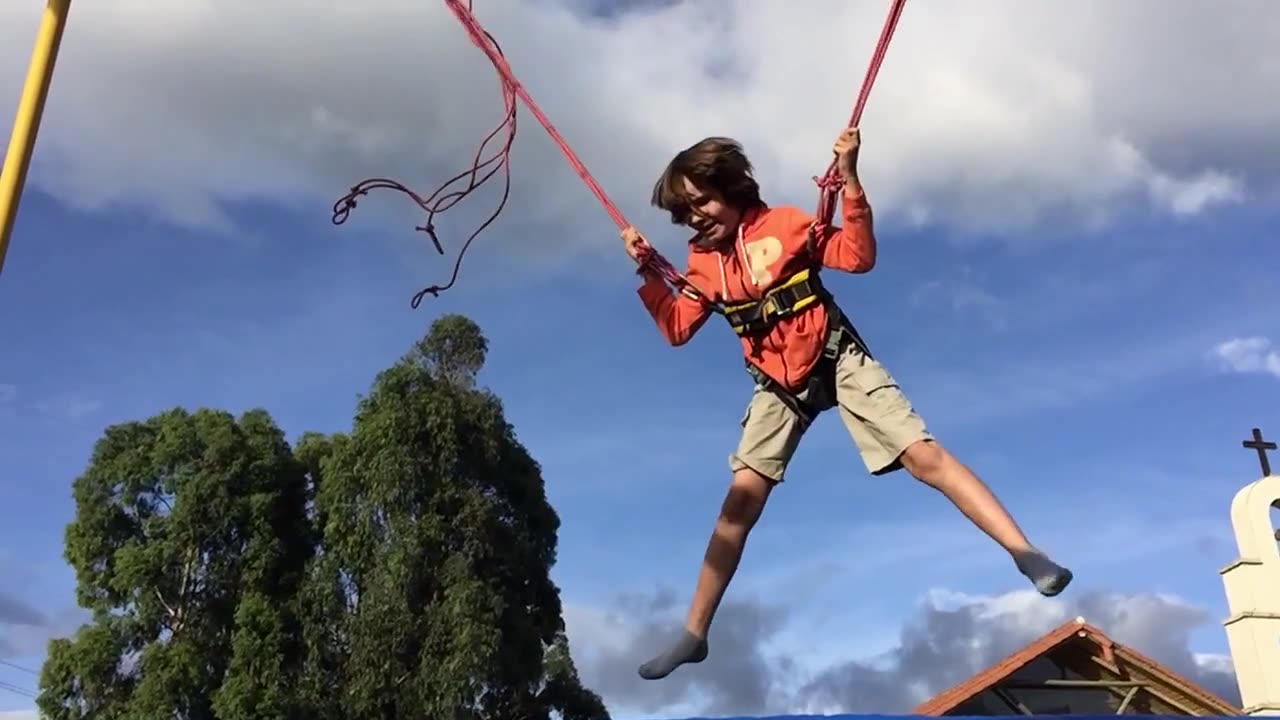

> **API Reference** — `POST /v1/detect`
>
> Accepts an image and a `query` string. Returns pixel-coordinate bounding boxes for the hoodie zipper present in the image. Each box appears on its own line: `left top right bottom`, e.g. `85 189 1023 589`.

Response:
722 211 776 360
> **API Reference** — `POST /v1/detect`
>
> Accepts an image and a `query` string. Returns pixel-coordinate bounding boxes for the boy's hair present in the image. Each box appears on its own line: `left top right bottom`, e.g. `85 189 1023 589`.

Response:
651 137 763 225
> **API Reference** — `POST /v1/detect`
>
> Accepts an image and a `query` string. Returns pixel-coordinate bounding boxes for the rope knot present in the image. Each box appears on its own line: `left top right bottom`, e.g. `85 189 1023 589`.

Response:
416 222 445 255
410 285 442 309
813 174 843 191
331 189 364 225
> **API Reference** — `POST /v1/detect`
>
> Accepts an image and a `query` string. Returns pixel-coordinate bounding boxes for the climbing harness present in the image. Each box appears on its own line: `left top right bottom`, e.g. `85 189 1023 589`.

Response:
743 308 867 428
727 239 876 427
331 0 908 309
712 209 825 332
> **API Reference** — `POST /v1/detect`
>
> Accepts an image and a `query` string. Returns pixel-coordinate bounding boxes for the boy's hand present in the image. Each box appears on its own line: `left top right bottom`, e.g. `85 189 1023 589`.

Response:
833 127 861 181
621 226 648 261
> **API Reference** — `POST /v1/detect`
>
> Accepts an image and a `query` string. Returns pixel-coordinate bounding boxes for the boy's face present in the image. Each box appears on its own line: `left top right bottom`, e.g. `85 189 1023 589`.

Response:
680 176 742 246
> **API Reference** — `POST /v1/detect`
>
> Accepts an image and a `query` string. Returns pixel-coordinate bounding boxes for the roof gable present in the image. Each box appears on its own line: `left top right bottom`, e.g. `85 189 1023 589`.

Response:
913 618 1240 716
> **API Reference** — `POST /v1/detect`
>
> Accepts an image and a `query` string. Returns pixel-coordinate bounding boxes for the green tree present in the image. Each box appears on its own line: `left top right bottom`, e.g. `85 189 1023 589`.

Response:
539 631 608 720
37 408 312 720
302 314 609 720
413 312 489 388
291 432 352 720
37 316 607 719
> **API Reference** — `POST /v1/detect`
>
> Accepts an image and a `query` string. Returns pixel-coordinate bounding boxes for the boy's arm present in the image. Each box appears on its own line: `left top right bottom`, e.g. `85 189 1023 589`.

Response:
814 181 877 273
636 270 713 346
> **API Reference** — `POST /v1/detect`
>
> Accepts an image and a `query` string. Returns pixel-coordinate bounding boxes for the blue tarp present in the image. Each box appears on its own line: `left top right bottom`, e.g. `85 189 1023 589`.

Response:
662 716 1243 720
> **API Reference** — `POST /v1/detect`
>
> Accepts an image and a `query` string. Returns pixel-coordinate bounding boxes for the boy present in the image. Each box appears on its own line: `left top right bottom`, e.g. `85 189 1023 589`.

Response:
620 129 1072 681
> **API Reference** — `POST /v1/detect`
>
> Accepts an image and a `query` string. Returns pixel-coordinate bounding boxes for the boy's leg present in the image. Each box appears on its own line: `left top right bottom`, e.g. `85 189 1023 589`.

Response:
831 343 1073 596
683 466 774 639
638 385 807 680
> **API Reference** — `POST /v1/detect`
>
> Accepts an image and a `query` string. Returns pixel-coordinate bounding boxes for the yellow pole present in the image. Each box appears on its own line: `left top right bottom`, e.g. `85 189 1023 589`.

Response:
0 0 72 278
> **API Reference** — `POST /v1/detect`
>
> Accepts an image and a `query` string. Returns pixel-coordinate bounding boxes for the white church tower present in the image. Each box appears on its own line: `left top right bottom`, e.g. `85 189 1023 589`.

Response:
1220 428 1280 716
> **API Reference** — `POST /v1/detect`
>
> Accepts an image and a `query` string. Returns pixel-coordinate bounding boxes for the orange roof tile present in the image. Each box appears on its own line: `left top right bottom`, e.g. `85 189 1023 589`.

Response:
913 617 1240 716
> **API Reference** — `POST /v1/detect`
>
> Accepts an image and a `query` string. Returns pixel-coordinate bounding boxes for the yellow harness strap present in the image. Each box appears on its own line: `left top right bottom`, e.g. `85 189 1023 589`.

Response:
721 267 823 337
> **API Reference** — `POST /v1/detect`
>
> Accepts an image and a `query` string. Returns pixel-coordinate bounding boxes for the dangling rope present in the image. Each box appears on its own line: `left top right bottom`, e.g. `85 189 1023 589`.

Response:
333 0 907 307
433 0 691 294
332 0 518 308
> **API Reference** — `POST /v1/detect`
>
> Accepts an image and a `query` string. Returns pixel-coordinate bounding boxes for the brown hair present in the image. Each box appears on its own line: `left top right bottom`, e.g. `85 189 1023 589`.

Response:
650 136 763 225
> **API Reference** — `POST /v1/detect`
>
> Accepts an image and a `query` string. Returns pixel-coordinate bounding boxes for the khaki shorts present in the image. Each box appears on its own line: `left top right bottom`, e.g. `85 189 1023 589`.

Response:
728 341 932 482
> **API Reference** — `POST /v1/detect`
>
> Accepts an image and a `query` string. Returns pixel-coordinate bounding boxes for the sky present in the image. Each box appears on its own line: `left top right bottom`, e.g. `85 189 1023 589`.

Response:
1 0 1279 718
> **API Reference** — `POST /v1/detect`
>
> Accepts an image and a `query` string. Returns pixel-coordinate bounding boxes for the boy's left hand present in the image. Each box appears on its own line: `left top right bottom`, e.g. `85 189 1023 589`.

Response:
833 127 861 179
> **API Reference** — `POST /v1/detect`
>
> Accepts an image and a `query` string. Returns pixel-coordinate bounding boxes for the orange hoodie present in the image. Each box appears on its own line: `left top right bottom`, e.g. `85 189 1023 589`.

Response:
637 187 876 391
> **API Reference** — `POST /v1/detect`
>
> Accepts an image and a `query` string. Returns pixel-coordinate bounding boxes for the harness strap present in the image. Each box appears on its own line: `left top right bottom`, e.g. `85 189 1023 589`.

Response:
743 298 871 427
722 267 823 337
680 285 714 307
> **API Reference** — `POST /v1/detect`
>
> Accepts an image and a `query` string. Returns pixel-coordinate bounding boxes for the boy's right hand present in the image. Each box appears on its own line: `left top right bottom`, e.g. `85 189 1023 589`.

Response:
621 226 647 261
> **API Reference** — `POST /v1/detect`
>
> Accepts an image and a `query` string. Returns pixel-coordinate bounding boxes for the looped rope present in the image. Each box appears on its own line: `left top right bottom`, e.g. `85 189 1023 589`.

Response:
436 0 700 297
332 0 517 305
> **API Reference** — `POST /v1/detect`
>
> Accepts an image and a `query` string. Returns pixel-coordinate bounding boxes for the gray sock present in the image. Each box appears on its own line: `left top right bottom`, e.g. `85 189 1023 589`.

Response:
1015 548 1073 596
637 629 708 680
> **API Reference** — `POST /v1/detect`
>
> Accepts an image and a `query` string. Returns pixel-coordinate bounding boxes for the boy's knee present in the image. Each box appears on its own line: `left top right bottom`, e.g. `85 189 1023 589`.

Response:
900 439 947 484
719 468 772 525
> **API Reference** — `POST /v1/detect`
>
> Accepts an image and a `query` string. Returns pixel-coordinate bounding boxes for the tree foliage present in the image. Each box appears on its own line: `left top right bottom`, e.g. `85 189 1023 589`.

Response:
38 408 312 720
38 315 608 720
413 313 489 388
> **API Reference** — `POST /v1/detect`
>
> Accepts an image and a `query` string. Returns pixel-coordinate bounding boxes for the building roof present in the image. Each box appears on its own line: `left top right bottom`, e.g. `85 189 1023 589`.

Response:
661 617 1242 719
913 617 1241 716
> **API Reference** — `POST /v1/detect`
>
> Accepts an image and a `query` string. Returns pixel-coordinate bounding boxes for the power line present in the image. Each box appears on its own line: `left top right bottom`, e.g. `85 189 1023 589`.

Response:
0 657 38 700
0 680 34 699
0 658 37 676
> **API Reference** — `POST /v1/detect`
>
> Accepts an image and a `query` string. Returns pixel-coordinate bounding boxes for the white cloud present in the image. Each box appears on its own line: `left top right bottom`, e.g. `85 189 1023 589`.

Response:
0 712 37 720
1194 652 1235 676
1213 336 1280 378
562 585 1241 718
2 0 1275 253
1148 169 1245 217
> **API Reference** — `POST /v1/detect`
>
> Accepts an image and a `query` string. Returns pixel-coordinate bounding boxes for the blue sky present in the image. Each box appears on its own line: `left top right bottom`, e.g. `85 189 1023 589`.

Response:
2 170 1276 718
2 1 1279 718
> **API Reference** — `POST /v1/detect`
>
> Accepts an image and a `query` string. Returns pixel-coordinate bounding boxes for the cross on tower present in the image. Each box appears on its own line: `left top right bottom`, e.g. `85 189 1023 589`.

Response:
1242 427 1276 477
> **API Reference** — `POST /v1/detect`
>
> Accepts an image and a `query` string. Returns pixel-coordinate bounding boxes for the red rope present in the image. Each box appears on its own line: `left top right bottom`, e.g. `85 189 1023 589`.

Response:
444 0 623 228
333 0 906 307
815 0 908 228
437 0 691 292
332 0 685 304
